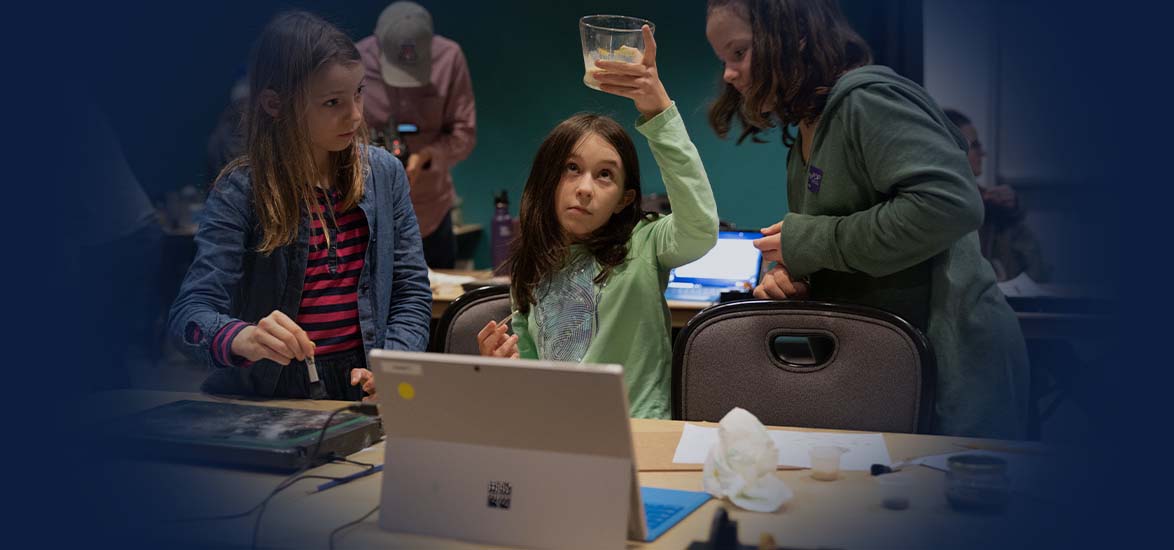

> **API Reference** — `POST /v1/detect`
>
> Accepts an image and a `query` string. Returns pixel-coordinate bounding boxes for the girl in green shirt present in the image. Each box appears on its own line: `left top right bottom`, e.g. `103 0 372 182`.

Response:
476 27 719 418
704 0 1029 438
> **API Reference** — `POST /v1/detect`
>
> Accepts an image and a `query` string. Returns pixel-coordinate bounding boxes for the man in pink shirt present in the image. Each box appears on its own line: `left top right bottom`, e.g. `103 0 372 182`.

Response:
358 1 477 268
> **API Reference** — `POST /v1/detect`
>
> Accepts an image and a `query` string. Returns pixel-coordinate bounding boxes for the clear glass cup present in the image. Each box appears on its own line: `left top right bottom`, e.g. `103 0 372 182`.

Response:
579 15 655 91
809 446 846 481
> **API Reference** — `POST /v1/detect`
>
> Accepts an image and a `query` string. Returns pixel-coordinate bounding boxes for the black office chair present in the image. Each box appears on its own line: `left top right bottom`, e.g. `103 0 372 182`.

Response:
430 285 512 355
672 300 935 434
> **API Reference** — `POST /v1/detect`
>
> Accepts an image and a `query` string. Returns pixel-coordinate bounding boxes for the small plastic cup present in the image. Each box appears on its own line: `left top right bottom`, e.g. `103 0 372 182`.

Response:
579 15 655 91
876 473 913 510
809 446 845 481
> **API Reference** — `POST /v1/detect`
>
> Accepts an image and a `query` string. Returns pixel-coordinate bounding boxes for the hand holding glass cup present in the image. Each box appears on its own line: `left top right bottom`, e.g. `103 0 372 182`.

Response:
579 15 654 89
579 15 671 119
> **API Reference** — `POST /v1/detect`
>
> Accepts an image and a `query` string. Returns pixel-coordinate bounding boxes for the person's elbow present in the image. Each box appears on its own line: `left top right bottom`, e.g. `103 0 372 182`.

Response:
957 193 985 235
166 297 212 364
166 297 192 350
385 305 432 351
679 217 719 262
930 185 984 242
701 227 718 254
693 209 720 249
395 274 434 322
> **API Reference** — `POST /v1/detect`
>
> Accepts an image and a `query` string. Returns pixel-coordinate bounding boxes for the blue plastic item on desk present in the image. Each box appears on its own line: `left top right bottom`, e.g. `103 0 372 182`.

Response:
641 486 712 541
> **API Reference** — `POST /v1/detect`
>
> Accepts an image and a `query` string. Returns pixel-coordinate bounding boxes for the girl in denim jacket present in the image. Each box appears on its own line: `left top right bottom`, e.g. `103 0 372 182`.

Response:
169 11 432 400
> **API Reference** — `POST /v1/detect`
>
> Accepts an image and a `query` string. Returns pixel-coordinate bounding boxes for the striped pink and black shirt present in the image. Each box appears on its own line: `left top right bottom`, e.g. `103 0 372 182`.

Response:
297 188 369 355
213 188 368 366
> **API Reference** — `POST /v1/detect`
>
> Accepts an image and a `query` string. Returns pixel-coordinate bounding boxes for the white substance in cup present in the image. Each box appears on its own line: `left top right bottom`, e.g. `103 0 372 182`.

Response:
809 446 846 481
582 47 644 90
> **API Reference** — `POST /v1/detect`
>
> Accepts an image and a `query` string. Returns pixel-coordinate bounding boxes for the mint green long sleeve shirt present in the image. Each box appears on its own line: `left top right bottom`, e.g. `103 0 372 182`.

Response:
512 103 719 419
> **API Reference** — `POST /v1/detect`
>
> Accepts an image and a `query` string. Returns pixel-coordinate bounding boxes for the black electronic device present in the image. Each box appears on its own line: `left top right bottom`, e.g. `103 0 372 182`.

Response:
94 400 382 471
380 119 419 165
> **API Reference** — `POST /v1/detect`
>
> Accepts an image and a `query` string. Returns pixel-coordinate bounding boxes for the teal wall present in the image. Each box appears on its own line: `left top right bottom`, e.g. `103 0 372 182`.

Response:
98 0 915 270
434 1 791 268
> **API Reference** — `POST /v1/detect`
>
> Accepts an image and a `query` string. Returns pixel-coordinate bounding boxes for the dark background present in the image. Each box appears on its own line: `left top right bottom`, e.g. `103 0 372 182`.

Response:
8 0 1164 548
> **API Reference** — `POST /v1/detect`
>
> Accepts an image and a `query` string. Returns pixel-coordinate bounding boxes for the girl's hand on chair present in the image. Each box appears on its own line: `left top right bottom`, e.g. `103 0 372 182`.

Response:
350 368 378 402
231 310 315 365
476 320 520 359
753 265 810 299
594 25 672 120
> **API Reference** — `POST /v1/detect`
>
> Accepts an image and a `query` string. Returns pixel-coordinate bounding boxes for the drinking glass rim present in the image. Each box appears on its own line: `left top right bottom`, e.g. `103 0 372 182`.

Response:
579 14 655 33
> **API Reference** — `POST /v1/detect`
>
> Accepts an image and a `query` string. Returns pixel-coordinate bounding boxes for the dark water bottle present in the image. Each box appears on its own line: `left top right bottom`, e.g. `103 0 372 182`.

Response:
491 190 513 275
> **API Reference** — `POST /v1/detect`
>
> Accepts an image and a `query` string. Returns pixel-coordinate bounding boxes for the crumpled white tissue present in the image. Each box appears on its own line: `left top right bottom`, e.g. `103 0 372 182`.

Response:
702 407 793 512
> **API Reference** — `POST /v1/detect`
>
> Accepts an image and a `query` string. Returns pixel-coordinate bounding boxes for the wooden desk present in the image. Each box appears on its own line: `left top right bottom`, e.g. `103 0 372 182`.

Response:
452 223 482 237
430 269 493 320
86 391 1080 549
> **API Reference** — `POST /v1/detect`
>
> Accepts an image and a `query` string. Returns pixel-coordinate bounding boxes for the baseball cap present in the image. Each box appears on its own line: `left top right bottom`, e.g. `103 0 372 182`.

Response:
375 1 433 87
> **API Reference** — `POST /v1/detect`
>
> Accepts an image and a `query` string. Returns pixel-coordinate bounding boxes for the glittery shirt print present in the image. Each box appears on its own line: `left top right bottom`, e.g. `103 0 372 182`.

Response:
533 252 600 362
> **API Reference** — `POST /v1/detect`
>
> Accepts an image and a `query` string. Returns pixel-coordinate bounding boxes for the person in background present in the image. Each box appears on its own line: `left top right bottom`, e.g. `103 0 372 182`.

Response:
206 69 249 177
357 1 476 269
944 109 1050 282
78 105 163 392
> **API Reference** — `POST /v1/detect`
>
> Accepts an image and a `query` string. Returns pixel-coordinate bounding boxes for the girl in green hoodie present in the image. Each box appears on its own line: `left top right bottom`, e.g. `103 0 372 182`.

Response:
475 26 720 419
704 0 1029 439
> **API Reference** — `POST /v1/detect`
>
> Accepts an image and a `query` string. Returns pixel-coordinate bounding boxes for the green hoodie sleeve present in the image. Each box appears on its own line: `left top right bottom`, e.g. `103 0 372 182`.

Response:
779 84 985 279
634 103 719 269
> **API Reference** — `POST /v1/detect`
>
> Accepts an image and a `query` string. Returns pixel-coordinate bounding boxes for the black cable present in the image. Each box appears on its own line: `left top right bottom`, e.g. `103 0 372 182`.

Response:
348 402 379 416
247 474 347 548
169 473 346 523
328 505 380 550
173 405 356 524
165 403 373 548
174 505 264 523
250 405 359 550
333 457 376 469
305 407 349 468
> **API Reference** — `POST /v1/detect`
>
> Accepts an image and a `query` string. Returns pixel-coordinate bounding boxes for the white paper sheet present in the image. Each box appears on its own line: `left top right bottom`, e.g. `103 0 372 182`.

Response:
427 269 477 286
672 424 892 470
672 423 721 464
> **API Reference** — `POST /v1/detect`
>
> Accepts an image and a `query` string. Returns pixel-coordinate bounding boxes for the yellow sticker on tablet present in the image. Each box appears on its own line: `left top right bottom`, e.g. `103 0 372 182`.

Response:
397 382 415 400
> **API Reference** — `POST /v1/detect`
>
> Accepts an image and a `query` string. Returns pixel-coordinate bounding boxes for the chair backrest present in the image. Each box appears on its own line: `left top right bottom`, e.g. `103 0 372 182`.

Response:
672 300 935 434
431 285 512 355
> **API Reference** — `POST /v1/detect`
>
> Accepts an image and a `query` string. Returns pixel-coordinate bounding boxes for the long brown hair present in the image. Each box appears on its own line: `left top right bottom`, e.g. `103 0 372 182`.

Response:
217 10 369 254
707 0 872 146
509 114 654 314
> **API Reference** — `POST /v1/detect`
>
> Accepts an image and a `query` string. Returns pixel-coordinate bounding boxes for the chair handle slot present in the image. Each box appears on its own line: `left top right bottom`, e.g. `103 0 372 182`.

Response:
771 333 835 368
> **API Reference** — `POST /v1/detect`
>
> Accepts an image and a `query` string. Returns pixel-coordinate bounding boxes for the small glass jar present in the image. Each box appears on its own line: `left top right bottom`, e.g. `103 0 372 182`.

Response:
945 454 1010 513
876 473 913 510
